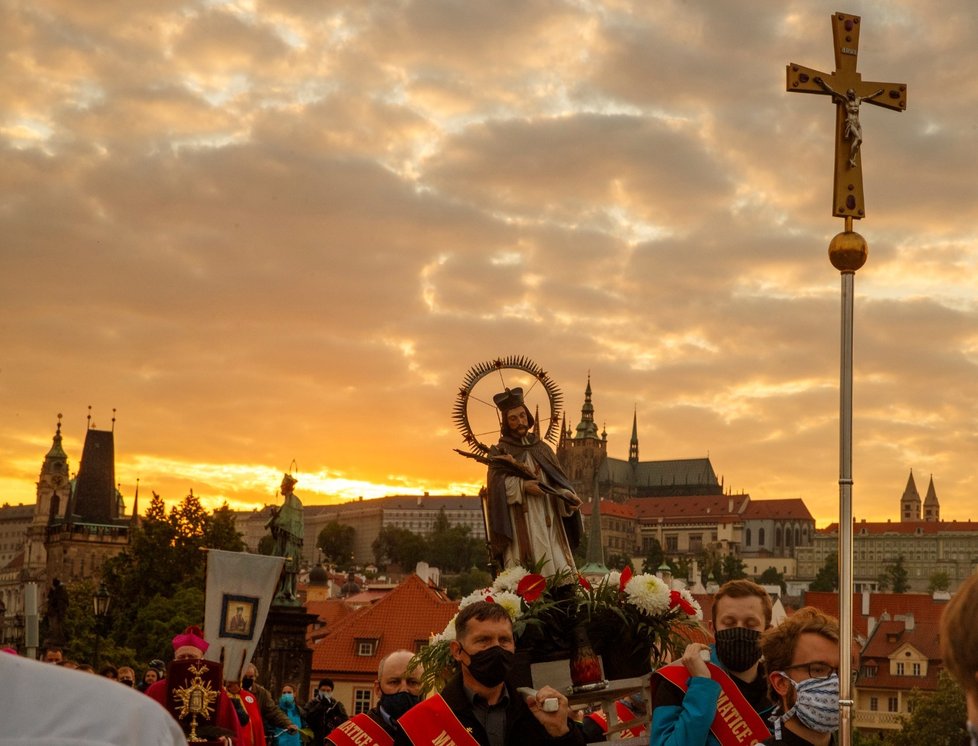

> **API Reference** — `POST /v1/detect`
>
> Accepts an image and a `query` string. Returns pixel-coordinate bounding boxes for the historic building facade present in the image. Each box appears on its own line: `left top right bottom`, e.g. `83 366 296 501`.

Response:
557 377 723 502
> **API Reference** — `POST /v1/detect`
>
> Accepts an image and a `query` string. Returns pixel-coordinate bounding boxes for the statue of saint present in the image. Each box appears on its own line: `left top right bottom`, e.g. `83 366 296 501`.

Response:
44 578 70 646
265 473 304 604
486 387 582 577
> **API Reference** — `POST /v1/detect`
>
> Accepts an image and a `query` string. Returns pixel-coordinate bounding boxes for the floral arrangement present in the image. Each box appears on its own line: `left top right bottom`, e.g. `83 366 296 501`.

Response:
415 563 704 693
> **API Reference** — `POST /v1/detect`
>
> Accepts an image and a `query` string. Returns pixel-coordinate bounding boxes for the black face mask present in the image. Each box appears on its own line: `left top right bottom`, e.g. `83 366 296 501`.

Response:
461 645 515 688
241 676 254 691
714 627 761 673
379 691 422 722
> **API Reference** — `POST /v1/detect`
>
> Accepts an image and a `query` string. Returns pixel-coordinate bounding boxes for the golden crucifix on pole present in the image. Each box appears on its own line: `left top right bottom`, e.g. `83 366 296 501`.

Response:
787 11 907 220
786 13 907 746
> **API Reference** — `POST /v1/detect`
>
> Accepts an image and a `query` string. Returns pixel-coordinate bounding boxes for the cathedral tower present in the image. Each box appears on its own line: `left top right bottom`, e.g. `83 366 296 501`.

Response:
557 375 606 501
900 470 921 522
923 474 940 522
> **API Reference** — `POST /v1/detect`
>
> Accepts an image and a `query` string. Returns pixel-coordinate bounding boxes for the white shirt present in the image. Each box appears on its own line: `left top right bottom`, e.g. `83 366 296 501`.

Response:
0 653 189 746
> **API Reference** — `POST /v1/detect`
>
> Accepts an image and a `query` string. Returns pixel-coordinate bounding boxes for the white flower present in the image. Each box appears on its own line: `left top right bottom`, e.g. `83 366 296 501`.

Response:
678 588 703 620
624 573 671 616
492 566 530 592
606 570 622 590
490 591 524 621
459 587 493 609
431 613 458 643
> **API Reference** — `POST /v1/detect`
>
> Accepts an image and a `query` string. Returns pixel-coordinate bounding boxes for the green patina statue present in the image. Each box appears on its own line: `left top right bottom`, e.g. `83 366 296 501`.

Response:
266 473 303 605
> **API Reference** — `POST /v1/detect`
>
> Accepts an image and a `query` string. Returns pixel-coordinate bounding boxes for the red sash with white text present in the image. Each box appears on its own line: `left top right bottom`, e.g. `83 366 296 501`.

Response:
653 662 771 746
398 694 480 746
327 713 394 746
587 700 647 739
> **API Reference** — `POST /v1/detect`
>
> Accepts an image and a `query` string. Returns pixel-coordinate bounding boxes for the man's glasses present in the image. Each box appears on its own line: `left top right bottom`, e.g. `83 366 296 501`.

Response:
783 662 858 684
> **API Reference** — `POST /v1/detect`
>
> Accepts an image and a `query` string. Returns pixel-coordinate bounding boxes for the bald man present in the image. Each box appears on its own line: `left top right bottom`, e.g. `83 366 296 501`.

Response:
327 649 423 746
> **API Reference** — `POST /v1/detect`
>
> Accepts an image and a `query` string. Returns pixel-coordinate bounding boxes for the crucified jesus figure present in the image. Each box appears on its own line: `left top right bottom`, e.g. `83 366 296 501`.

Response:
814 77 883 168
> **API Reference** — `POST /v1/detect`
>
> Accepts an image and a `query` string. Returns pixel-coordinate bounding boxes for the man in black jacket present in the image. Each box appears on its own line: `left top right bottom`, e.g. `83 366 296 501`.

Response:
401 601 584 746
304 677 348 745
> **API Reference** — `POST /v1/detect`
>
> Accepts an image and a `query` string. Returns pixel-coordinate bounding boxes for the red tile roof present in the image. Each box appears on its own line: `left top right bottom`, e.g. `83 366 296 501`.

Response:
820 520 978 535
580 501 636 519
312 574 458 678
626 495 749 524
862 619 942 660
305 599 356 645
743 499 813 521
803 591 948 639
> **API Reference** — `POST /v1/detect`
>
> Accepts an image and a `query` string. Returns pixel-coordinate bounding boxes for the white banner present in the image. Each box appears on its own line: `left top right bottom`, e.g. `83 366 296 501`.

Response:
204 549 285 682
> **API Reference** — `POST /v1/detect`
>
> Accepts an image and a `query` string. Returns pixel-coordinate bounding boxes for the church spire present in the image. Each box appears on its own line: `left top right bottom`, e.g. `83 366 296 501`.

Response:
629 407 639 463
900 469 921 522
923 474 940 522
574 373 599 440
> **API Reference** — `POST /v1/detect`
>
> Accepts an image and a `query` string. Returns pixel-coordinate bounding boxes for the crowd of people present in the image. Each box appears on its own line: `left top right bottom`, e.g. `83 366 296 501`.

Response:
3 574 978 745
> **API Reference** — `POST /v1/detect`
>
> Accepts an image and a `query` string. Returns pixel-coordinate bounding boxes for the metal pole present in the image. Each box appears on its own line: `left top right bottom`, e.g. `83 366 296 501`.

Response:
829 216 866 746
838 269 855 746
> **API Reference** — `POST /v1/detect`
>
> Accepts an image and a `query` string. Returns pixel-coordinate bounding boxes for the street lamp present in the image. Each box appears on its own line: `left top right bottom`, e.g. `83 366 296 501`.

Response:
92 581 111 668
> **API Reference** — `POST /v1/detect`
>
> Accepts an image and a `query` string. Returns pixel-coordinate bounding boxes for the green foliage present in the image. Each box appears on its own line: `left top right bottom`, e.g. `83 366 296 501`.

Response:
443 567 493 600
882 555 910 593
317 521 356 568
809 551 839 591
96 490 246 666
927 570 951 593
757 566 786 594
369 513 485 574
372 526 427 570
718 554 748 583
882 670 967 746
641 538 664 573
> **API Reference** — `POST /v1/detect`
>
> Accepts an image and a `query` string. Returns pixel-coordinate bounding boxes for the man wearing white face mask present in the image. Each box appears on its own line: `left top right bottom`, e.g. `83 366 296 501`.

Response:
759 607 841 745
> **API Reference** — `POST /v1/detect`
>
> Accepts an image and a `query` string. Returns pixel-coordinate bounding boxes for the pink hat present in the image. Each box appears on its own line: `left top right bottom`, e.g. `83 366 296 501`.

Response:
172 625 209 653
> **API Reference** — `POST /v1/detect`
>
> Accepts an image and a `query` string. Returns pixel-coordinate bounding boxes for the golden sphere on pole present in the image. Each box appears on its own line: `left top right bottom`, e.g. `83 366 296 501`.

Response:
828 229 868 272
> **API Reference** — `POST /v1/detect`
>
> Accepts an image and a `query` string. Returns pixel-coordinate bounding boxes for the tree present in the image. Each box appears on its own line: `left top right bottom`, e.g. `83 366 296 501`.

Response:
443 567 493 600
809 551 839 592
718 554 748 584
757 566 786 595
99 490 249 664
927 570 951 593
883 671 967 746
317 521 356 568
371 526 426 570
422 508 486 573
883 555 910 593
641 538 664 574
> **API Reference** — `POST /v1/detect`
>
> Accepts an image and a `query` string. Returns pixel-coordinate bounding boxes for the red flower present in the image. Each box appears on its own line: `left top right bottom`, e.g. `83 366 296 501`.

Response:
619 566 633 593
516 573 546 603
669 590 696 617
485 594 495 604
578 574 592 591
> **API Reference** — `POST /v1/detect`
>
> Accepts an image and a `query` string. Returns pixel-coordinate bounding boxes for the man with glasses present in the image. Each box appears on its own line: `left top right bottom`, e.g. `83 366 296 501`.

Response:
759 607 841 745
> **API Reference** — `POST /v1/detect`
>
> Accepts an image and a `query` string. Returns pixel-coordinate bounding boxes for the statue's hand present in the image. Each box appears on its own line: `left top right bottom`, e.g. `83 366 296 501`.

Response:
524 480 545 497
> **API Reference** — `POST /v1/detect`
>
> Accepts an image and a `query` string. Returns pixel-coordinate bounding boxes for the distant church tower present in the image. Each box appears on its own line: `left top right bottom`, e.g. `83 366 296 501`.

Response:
557 375 607 501
900 470 921 522
44 410 131 584
23 416 73 583
923 474 940 522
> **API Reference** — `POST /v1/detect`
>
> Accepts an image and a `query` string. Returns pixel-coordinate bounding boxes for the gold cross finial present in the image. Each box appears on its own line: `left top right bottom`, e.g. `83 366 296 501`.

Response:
787 12 907 220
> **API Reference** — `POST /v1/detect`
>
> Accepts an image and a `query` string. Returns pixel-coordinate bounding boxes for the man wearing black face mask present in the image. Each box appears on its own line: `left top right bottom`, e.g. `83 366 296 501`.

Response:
399 601 585 746
651 579 776 746
326 649 422 746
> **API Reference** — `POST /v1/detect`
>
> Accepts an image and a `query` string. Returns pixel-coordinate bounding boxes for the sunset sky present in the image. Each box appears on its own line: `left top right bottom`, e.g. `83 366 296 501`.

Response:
2 1 976 527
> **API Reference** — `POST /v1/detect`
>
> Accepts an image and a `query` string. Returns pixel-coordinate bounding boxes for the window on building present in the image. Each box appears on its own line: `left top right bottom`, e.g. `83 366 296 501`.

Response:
912 663 921 676
746 529 752 547
353 688 372 715
775 527 782 548
896 662 904 675
356 639 377 656
888 697 898 713
759 528 766 545
666 535 678 552
870 697 878 712
689 534 703 553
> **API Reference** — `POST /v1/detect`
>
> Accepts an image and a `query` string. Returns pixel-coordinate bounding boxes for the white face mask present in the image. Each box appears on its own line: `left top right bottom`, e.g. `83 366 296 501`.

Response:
771 673 840 738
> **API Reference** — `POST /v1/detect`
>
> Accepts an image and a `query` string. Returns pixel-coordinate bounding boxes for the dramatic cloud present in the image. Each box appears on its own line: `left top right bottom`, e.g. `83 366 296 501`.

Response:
2 0 975 526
